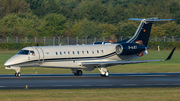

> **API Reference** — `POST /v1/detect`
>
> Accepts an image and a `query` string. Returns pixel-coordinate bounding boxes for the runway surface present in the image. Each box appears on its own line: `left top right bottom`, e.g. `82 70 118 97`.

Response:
1 73 180 89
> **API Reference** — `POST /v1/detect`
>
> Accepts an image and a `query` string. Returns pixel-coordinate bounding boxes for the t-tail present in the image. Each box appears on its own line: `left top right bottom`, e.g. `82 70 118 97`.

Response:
125 17 176 46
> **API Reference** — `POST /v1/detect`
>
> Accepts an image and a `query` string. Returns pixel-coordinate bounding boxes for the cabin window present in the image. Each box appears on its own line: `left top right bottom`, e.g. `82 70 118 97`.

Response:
17 50 29 55
82 51 84 54
97 50 99 53
68 51 70 54
64 51 66 54
72 51 75 54
92 50 94 54
87 51 89 54
77 51 79 54
56 52 58 55
60 52 62 55
30 51 35 56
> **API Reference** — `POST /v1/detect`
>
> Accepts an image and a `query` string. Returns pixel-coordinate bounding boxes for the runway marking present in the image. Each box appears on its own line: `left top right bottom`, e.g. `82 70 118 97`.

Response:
0 86 6 88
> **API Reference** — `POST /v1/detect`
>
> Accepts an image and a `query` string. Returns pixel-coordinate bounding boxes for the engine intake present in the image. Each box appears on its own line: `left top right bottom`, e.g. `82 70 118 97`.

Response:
115 43 146 55
115 44 123 54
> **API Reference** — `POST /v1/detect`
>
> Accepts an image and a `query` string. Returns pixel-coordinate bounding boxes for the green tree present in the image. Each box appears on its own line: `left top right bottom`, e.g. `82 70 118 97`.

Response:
0 13 41 38
161 21 180 37
77 0 108 22
25 0 47 17
40 13 67 37
106 4 127 24
72 18 103 38
151 25 166 37
1 0 180 38
0 0 30 18
100 23 117 37
116 21 138 38
169 1 180 24
26 0 62 18
56 0 81 20
145 0 172 19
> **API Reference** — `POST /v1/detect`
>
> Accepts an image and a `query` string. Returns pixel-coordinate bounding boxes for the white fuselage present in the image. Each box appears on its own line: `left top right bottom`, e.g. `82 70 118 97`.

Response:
4 43 137 71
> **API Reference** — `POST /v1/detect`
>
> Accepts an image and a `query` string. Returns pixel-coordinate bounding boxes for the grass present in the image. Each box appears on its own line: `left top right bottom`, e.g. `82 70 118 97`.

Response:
0 49 180 74
0 88 180 101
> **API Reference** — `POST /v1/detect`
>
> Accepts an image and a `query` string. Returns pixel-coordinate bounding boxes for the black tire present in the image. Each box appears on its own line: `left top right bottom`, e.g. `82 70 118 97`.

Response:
77 70 82 76
101 74 105 77
74 70 83 76
17 73 21 77
15 73 17 77
74 73 78 76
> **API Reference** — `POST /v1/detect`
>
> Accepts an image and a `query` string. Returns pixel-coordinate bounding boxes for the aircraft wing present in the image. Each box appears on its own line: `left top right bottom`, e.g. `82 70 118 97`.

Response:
81 47 176 66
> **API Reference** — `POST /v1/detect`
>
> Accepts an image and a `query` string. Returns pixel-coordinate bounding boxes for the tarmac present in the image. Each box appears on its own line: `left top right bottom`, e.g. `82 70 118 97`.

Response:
0 73 180 89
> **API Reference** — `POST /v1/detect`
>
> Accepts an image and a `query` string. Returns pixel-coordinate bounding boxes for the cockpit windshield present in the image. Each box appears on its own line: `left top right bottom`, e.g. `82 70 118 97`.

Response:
30 51 35 56
17 50 29 55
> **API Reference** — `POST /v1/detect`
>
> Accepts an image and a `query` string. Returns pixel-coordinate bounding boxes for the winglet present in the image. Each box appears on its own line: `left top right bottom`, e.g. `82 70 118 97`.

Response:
165 47 176 60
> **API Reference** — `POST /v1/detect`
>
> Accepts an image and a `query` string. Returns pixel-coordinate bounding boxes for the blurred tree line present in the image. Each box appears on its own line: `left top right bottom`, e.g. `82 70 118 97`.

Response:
0 0 180 38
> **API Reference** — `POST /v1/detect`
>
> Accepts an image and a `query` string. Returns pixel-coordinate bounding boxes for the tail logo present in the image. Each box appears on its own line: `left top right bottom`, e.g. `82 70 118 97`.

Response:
135 40 144 57
135 40 143 46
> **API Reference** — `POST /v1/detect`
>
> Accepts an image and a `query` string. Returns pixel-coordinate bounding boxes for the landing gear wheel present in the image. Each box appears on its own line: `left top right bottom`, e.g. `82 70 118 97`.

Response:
17 73 21 77
98 66 109 77
15 73 21 77
74 70 83 76
105 71 109 77
101 71 109 77
77 70 82 76
15 73 17 77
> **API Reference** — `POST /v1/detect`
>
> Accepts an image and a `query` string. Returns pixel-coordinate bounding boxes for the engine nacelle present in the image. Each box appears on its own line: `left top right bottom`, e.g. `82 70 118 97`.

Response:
115 43 146 55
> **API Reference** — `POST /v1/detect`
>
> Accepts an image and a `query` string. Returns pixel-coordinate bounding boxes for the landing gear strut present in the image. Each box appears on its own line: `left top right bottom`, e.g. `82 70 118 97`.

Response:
98 66 109 77
5 66 21 77
72 69 83 76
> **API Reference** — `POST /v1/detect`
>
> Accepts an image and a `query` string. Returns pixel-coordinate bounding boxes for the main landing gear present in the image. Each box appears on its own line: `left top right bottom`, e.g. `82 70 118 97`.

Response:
72 69 83 76
71 66 109 77
98 66 109 77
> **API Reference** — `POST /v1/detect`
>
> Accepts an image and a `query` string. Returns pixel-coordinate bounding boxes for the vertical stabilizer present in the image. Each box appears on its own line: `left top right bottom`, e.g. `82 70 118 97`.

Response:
126 17 176 46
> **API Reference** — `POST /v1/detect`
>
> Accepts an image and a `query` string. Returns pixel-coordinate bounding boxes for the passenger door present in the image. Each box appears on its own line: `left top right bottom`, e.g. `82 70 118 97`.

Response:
35 47 44 63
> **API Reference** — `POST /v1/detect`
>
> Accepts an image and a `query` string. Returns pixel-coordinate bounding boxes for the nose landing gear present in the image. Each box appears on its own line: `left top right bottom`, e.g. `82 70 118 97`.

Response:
5 66 21 77
15 72 21 77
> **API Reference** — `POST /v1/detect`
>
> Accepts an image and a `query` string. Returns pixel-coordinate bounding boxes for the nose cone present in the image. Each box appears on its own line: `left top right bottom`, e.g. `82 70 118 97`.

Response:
4 58 13 67
4 59 14 66
4 61 9 66
4 55 18 66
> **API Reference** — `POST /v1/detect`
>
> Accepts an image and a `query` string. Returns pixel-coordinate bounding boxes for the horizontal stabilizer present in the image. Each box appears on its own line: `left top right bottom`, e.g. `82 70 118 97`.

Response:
128 18 142 21
128 17 177 22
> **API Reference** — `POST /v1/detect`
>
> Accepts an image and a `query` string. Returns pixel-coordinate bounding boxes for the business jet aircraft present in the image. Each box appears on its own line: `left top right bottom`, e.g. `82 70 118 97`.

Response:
4 17 176 77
